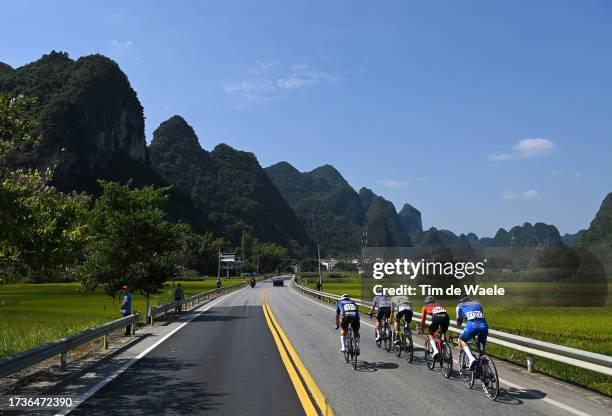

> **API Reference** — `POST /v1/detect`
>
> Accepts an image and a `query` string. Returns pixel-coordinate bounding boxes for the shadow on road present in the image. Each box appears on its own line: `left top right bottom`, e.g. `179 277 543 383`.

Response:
72 356 225 415
495 387 547 406
356 360 400 372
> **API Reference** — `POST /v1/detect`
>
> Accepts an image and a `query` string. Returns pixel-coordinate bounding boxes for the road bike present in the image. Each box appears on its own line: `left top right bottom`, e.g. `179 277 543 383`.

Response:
458 340 499 400
393 318 414 362
375 316 393 352
344 326 358 370
423 329 453 378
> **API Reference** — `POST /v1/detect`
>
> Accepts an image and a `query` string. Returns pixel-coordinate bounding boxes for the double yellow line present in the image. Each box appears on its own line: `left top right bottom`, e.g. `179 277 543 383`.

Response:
262 289 334 416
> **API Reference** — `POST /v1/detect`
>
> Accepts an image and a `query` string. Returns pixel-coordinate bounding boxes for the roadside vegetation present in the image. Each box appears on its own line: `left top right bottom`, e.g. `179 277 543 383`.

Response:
0 279 246 359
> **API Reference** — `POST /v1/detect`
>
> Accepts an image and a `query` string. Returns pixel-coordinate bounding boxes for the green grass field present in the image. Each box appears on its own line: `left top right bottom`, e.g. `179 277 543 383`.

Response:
304 279 612 395
0 279 246 360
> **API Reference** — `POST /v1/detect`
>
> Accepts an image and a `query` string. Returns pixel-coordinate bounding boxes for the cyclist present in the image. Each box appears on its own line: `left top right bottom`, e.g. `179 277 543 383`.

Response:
418 296 450 360
368 294 392 341
456 294 489 370
393 297 413 345
335 294 361 355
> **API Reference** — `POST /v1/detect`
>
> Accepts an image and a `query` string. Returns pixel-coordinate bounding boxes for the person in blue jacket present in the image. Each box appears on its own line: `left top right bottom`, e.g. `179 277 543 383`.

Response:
456 294 489 369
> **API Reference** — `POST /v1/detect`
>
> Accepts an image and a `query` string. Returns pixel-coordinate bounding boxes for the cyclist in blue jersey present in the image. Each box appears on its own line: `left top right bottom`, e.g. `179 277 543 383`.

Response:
368 294 392 342
335 294 361 355
456 295 489 370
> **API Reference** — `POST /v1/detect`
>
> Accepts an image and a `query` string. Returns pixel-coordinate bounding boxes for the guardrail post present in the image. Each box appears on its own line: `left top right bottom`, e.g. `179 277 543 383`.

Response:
527 354 535 373
60 352 67 370
131 319 136 335
102 335 109 349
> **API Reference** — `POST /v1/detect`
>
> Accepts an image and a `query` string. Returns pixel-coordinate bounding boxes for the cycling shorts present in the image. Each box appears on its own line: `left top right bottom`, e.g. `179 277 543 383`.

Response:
428 312 449 334
459 319 488 348
396 309 413 323
340 315 360 332
376 307 392 321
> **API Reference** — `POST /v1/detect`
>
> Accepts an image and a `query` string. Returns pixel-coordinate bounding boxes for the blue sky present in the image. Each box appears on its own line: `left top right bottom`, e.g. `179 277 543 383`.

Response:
2 1 611 237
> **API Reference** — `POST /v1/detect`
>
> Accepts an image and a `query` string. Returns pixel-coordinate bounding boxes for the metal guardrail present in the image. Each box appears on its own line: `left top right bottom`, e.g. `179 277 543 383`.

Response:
0 313 140 378
293 281 612 376
0 276 271 379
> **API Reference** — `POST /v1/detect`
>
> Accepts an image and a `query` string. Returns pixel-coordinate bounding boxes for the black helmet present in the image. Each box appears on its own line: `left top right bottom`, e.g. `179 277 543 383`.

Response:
459 295 471 303
424 296 435 304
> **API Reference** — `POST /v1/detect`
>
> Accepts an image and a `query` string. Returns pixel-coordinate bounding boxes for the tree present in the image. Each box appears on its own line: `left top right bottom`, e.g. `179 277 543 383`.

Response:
0 95 88 282
177 230 224 275
81 180 187 315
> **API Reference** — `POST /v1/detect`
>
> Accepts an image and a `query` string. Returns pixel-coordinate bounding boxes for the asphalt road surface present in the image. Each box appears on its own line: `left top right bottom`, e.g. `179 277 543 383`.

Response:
59 278 610 416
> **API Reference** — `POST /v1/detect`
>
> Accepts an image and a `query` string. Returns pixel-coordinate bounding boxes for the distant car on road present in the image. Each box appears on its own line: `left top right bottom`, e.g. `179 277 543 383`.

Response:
272 278 284 287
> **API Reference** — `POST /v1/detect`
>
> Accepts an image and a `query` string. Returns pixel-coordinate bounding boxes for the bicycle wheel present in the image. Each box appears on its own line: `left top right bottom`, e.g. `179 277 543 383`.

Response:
385 326 393 352
480 355 499 400
344 330 351 363
351 338 358 370
424 338 434 370
405 330 414 363
394 333 402 357
441 341 453 378
459 350 474 388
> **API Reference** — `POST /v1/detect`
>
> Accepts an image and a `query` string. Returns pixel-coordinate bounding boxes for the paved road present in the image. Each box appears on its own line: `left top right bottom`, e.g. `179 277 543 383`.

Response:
54 278 609 416
70 282 304 416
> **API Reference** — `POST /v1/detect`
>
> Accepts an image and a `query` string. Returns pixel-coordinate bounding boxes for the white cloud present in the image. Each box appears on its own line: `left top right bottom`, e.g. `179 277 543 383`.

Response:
488 138 555 162
503 189 541 200
549 170 561 176
383 180 410 188
110 40 133 51
223 61 337 104
573 171 583 178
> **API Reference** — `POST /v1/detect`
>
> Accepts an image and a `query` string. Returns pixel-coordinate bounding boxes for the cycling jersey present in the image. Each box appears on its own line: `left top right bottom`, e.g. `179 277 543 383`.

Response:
395 300 412 312
336 299 358 318
456 300 485 323
421 303 447 321
456 300 488 347
373 295 392 309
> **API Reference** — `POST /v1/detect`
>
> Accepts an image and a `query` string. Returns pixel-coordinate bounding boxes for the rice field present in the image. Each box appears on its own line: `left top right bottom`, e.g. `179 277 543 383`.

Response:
0 279 246 360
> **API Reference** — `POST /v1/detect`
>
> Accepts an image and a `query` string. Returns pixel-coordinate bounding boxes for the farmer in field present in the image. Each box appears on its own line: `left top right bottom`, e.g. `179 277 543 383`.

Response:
174 283 185 313
120 285 132 336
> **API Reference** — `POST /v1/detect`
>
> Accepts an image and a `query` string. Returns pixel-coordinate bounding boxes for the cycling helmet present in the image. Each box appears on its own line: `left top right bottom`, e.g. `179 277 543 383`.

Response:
459 295 471 303
424 295 435 304
341 293 350 299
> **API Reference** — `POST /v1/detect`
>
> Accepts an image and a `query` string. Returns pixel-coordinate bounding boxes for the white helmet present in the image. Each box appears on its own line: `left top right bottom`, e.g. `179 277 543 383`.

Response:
341 293 350 299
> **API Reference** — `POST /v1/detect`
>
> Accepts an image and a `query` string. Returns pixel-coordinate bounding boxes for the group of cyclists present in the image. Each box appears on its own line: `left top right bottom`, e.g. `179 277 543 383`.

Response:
334 291 489 371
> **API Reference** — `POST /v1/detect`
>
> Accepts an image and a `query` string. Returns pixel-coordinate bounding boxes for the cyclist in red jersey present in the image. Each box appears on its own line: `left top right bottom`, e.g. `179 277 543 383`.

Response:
418 296 450 360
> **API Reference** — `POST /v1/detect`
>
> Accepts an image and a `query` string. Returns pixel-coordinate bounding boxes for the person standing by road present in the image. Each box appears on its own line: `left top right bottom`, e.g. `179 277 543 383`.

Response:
174 283 185 313
216 278 222 290
120 285 132 336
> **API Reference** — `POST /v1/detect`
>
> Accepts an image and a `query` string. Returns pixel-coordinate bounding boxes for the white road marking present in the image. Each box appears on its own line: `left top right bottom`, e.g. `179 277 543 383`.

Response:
290 286 594 416
55 288 244 416
499 378 592 416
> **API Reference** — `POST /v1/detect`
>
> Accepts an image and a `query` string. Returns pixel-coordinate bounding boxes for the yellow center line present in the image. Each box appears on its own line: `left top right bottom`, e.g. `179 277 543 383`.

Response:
264 303 335 416
262 293 318 416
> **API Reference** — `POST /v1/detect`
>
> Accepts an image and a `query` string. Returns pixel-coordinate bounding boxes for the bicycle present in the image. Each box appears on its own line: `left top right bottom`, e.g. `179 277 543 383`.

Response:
375 316 393 352
393 318 414 362
422 329 453 378
458 340 499 400
344 326 358 370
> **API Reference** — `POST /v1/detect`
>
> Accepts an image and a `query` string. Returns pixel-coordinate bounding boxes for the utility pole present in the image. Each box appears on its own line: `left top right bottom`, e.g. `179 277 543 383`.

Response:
217 248 221 280
241 234 245 277
317 243 323 291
